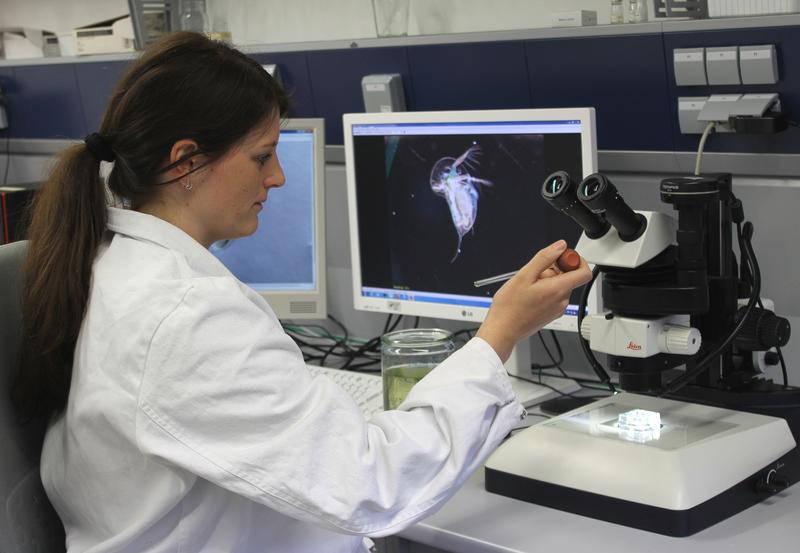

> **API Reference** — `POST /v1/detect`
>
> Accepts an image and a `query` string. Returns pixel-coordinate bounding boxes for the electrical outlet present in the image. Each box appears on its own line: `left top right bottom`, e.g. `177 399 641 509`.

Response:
678 97 709 134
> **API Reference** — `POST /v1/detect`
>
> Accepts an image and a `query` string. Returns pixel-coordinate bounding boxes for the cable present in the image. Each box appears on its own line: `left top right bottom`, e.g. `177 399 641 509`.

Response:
694 121 716 176
660 221 761 396
509 373 585 399
535 330 566 369
320 315 350 367
0 85 8 186
775 347 789 388
510 371 611 402
326 314 349 341
282 317 384 369
451 327 479 347
554 372 613 392
533 340 613 389
736 223 789 388
577 267 616 393
340 314 399 370
1 128 9 186
381 314 403 334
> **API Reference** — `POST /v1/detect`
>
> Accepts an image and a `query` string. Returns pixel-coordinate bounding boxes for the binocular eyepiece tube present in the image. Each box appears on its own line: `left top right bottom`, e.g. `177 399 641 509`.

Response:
541 171 610 239
541 171 647 242
577 173 647 242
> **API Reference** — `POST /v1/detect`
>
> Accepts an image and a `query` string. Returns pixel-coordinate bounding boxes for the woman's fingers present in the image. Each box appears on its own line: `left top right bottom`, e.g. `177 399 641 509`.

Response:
516 240 567 282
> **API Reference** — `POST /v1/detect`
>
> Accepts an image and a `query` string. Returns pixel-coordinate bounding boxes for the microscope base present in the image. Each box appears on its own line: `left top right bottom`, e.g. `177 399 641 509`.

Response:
485 392 797 536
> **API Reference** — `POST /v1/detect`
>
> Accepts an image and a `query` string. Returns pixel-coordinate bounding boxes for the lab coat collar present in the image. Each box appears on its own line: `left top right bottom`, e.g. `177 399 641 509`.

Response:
106 207 233 278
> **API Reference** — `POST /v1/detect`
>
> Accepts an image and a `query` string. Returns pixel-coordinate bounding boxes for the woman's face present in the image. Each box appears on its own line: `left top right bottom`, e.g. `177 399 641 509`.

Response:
189 115 285 247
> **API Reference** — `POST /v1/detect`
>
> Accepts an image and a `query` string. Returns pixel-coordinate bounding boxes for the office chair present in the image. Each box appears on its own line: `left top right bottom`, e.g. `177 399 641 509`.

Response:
0 241 65 553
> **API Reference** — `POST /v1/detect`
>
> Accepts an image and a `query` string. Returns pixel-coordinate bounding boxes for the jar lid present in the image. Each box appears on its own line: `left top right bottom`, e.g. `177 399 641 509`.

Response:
380 328 453 348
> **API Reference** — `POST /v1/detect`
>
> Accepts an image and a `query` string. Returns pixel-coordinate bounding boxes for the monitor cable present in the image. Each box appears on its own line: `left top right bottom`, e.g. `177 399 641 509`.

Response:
532 330 566 374
283 317 382 369
340 314 403 370
319 315 352 367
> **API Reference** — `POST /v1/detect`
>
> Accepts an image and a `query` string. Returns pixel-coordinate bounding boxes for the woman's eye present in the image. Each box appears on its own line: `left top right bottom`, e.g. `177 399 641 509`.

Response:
256 154 272 167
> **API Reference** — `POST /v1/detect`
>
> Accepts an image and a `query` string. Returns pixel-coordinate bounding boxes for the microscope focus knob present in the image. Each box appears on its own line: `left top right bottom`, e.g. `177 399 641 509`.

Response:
735 306 792 350
580 317 592 342
659 325 702 355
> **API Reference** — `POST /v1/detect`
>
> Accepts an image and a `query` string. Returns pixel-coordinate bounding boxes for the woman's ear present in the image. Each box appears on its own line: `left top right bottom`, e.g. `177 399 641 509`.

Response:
168 139 201 178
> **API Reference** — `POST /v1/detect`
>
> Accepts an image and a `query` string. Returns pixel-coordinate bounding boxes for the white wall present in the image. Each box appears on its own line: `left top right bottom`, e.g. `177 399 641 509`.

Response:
0 0 631 47
228 0 620 45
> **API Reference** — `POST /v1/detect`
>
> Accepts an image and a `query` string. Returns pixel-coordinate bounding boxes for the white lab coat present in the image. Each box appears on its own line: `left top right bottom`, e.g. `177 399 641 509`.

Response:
41 207 525 553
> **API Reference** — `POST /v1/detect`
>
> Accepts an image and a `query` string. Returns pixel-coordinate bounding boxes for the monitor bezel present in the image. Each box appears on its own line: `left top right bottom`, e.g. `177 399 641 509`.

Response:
254 117 327 320
343 107 599 332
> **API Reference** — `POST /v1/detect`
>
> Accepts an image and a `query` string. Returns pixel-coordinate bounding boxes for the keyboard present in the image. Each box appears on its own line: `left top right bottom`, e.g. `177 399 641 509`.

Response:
307 366 580 418
309 365 384 419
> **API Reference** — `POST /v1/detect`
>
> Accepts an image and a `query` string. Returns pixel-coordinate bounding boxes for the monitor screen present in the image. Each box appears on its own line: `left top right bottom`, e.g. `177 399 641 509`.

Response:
210 118 326 319
344 108 598 332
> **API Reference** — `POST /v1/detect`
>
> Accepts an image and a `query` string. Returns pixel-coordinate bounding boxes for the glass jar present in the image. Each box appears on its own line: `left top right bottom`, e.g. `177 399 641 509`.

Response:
610 0 625 24
179 0 208 33
205 0 232 42
372 0 411 37
381 328 455 410
627 0 648 23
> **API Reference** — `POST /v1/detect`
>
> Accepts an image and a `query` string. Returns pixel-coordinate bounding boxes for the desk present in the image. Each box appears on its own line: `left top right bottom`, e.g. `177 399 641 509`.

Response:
389 438 800 553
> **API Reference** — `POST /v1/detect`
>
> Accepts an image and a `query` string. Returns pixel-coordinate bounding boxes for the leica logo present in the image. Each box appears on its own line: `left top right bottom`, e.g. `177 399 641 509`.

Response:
627 341 642 351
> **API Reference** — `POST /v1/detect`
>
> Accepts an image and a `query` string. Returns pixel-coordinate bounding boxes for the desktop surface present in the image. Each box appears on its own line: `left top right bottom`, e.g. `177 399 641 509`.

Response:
397 465 800 553
507 375 581 408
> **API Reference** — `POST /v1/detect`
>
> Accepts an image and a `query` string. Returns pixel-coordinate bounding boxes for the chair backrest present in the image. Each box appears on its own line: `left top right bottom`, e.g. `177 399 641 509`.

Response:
0 241 65 553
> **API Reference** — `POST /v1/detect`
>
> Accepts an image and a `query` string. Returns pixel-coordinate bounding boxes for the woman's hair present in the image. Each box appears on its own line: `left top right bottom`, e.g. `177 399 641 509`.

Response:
13 32 289 420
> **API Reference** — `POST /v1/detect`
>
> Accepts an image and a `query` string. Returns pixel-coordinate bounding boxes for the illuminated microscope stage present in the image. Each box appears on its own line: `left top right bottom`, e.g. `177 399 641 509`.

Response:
485 393 797 536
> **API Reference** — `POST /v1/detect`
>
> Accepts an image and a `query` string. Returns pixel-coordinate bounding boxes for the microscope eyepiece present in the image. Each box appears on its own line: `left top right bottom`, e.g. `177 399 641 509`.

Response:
581 177 604 198
541 171 610 239
578 173 647 242
577 174 615 207
543 171 569 198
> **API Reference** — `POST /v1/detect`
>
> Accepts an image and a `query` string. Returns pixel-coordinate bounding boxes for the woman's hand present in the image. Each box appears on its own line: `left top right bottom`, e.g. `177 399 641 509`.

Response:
476 240 591 363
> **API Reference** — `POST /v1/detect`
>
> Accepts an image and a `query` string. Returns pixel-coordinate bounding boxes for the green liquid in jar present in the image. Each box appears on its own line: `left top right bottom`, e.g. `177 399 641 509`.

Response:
382 364 435 410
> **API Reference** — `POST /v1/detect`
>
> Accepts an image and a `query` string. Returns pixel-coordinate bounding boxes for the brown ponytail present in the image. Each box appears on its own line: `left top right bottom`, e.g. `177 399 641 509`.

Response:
13 31 289 420
13 145 107 420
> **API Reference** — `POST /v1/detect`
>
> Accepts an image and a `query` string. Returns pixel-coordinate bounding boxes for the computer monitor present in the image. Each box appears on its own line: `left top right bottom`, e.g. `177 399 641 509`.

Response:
210 118 326 320
343 108 599 335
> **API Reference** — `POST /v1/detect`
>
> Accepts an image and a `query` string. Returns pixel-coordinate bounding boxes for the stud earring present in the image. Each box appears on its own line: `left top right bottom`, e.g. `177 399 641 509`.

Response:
183 179 193 191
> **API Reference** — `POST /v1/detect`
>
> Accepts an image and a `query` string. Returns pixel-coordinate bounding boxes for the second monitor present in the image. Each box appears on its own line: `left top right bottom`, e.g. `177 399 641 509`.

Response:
210 118 326 320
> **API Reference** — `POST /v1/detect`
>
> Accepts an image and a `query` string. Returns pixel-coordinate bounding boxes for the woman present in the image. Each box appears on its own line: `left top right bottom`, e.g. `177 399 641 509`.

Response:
14 32 590 553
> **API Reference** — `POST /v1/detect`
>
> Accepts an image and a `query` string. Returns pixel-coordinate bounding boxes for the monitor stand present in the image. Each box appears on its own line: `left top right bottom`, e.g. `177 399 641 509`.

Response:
503 340 580 407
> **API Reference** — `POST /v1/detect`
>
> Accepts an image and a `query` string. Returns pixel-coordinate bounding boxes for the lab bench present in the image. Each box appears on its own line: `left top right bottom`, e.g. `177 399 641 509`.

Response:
382 464 799 553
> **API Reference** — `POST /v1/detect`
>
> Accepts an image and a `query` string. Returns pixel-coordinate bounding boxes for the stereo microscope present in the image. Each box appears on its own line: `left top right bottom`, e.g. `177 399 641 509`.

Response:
485 171 799 536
